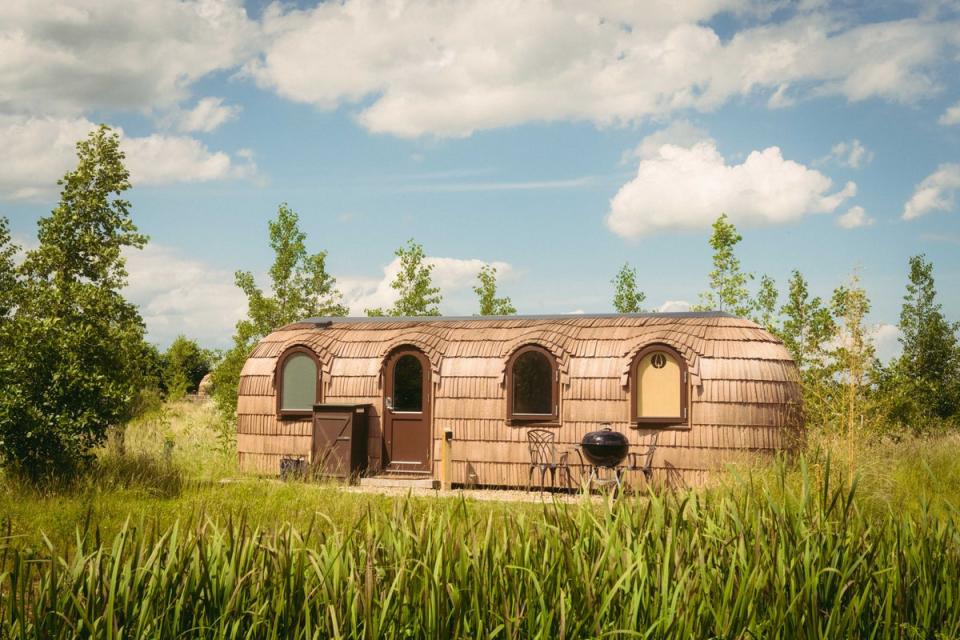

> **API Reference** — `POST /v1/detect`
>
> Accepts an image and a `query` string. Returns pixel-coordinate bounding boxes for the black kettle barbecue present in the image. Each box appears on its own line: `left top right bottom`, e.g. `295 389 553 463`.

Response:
580 425 629 468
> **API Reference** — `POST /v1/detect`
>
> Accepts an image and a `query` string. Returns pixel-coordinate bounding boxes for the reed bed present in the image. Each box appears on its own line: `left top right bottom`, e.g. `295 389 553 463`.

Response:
2 460 959 639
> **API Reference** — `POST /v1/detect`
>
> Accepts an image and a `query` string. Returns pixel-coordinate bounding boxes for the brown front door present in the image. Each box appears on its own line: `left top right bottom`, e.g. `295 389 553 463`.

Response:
383 348 432 472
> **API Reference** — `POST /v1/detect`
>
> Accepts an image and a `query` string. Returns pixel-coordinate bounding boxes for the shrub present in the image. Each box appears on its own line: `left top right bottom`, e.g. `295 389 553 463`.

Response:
162 335 212 398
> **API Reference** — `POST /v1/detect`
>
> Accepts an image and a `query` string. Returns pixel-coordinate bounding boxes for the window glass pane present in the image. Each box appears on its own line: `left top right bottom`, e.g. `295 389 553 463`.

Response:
393 355 423 412
281 353 317 411
512 351 553 415
637 351 681 417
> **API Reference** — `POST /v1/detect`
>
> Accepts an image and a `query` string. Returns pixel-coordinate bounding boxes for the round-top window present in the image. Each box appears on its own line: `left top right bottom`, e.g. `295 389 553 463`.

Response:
633 346 685 424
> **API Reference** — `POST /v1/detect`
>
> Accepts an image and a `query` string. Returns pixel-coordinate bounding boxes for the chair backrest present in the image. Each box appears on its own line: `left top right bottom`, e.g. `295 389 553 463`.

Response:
638 432 659 471
526 429 557 465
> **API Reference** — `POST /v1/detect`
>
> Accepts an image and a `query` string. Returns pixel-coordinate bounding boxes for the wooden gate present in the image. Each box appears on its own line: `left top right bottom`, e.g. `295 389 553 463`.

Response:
311 404 369 481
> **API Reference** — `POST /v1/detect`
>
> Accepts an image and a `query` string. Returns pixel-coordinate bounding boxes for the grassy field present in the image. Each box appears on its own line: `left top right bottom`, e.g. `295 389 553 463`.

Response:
2 400 960 637
0 400 531 552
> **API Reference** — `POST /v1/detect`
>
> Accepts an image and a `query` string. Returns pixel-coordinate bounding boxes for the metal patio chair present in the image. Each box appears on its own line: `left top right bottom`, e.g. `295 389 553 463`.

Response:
627 432 659 485
526 429 574 491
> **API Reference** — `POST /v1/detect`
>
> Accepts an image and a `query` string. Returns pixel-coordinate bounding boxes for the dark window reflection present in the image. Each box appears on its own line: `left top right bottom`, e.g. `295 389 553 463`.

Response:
512 350 553 414
393 355 423 411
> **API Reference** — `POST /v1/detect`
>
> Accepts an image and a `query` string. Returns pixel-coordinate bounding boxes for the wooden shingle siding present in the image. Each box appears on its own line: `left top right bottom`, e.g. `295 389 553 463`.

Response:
566 378 625 401
698 358 798 382
238 375 273 397
696 380 801 404
567 357 621 378
435 398 504 420
237 434 311 456
440 358 504 377
330 358 381 377
562 399 628 423
237 414 310 437
239 357 276 377
438 377 503 399
700 340 791 359
237 395 274 416
326 376 379 397
236 314 802 486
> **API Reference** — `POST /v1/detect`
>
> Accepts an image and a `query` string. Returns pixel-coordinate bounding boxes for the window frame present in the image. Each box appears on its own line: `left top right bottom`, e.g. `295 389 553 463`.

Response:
275 346 322 419
506 344 560 426
630 344 689 428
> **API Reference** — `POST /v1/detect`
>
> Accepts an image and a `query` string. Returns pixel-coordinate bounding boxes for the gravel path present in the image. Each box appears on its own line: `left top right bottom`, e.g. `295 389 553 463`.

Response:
338 484 612 504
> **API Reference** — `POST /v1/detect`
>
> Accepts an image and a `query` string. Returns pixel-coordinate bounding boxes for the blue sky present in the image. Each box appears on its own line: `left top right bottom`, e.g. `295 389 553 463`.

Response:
2 1 959 358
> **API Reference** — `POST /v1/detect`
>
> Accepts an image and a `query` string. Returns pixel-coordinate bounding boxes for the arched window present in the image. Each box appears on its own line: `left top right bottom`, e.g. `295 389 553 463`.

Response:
276 346 321 418
631 345 687 426
392 354 424 412
506 345 559 423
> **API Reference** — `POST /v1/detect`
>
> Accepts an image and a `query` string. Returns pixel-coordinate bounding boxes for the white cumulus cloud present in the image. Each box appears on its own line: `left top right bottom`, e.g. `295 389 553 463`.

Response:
0 115 94 200
939 101 960 126
123 134 256 185
124 244 248 348
0 0 257 116
870 323 902 364
0 116 257 200
657 300 692 313
14 237 245 348
902 164 960 220
837 205 874 229
625 120 711 163
247 2 960 138
606 137 856 238
168 97 242 133
121 248 518 346
339 256 513 315
3 1 957 141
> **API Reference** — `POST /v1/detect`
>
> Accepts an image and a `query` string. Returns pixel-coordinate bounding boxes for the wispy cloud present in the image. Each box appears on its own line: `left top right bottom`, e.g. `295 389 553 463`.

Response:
393 168 496 181
400 176 596 193
919 232 960 246
817 139 874 169
161 97 242 133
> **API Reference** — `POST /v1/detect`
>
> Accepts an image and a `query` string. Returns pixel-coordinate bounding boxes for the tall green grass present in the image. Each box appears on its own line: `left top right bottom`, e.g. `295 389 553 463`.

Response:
3 460 959 639
118 398 235 481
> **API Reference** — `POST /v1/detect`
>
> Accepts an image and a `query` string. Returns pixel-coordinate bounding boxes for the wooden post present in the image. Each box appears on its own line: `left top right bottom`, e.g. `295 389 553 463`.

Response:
441 428 453 490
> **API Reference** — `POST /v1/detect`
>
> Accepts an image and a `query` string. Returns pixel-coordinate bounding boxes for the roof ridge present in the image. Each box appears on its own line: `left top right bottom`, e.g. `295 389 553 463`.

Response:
288 311 735 328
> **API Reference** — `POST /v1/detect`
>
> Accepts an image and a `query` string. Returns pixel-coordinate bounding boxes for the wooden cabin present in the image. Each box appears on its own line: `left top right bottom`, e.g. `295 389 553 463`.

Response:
236 313 802 487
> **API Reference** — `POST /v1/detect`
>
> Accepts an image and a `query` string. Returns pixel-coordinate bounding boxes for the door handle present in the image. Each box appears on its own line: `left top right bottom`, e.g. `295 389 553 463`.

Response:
385 397 394 411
